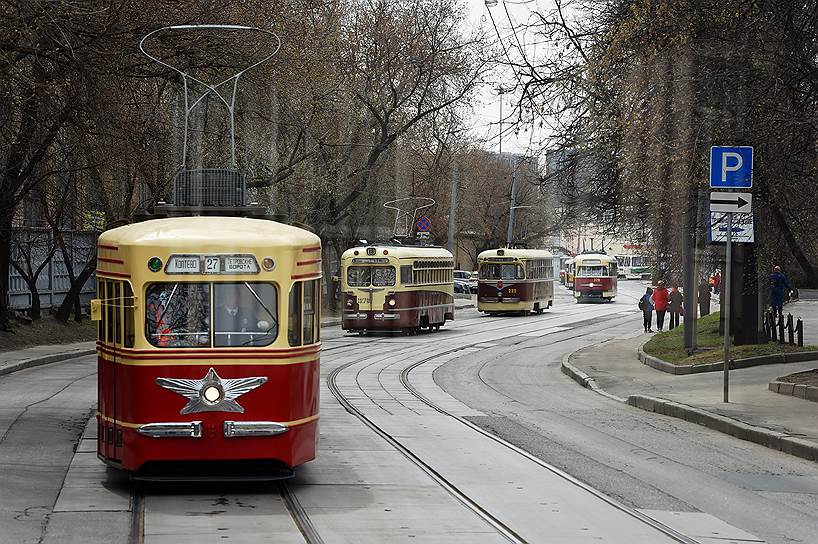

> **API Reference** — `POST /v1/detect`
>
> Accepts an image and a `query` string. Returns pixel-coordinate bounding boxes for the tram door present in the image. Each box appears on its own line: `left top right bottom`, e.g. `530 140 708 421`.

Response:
98 279 131 461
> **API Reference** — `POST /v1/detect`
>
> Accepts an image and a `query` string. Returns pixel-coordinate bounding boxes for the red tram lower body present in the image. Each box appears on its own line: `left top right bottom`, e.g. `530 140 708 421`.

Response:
342 290 454 332
97 345 319 476
574 276 617 301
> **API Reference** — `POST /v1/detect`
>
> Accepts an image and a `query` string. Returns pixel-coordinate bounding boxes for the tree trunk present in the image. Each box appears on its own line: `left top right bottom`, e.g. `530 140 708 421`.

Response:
0 208 14 330
55 256 95 323
25 278 41 320
769 201 818 287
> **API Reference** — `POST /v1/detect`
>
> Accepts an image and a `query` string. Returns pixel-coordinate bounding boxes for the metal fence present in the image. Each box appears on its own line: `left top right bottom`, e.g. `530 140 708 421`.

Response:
8 227 97 312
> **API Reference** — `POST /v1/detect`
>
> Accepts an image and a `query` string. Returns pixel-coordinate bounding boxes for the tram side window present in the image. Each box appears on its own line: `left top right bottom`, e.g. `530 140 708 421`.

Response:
113 282 122 345
289 280 321 347
124 283 135 348
97 280 105 341
400 265 413 284
288 283 302 346
106 280 115 343
303 281 315 344
145 283 210 348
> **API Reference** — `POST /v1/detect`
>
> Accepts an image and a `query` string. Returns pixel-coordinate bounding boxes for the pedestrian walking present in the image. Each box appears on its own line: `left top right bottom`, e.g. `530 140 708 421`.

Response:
712 269 721 295
698 278 711 317
668 285 683 330
769 265 791 318
653 280 669 331
639 287 654 332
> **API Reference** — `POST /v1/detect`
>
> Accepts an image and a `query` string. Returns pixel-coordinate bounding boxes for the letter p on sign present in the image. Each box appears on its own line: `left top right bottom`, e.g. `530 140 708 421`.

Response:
710 146 753 188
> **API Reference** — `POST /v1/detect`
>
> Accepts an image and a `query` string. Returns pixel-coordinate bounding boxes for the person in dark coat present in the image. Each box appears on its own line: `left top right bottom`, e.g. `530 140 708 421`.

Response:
698 278 711 317
639 287 654 333
769 265 791 317
668 285 683 330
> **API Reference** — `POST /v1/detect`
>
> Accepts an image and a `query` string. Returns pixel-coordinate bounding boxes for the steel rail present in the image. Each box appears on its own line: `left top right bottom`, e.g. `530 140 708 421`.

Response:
280 482 325 544
128 487 145 544
327 352 529 544
397 327 702 544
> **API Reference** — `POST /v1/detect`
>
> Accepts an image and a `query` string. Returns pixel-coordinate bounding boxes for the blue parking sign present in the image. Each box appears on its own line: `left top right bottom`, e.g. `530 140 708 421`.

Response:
710 146 753 188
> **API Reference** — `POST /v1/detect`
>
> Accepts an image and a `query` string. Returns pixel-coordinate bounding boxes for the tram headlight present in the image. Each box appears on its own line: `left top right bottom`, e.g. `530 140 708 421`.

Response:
388 298 396 307
346 299 354 307
202 385 223 404
261 257 275 271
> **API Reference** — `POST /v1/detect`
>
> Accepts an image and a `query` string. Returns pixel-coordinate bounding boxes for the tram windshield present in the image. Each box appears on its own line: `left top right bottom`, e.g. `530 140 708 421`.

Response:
347 266 396 287
480 263 525 280
145 282 278 348
577 265 610 277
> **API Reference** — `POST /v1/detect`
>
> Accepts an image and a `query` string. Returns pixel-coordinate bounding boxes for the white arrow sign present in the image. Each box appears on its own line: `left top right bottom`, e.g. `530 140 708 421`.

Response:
710 191 752 213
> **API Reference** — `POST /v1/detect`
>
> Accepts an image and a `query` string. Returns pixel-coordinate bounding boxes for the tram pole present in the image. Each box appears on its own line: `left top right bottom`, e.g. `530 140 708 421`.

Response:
723 211 733 403
448 163 458 255
506 169 518 246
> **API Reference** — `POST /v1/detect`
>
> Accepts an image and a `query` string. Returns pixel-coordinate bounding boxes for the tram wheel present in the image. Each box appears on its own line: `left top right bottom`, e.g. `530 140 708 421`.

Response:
358 330 366 336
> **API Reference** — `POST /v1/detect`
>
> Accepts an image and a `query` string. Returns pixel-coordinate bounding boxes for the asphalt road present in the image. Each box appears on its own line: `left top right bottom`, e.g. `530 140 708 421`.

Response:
1 281 817 543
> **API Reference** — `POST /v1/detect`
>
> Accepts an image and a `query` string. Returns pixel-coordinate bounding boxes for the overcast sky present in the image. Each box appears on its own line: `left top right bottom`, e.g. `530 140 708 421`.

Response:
466 0 550 156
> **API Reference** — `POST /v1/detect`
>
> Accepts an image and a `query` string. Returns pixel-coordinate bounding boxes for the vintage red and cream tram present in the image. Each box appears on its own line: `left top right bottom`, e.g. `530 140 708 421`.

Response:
477 248 555 315
92 216 321 478
340 244 455 334
572 252 618 302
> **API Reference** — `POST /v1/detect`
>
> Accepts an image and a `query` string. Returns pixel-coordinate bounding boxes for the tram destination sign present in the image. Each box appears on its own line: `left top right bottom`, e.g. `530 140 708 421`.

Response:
166 254 260 274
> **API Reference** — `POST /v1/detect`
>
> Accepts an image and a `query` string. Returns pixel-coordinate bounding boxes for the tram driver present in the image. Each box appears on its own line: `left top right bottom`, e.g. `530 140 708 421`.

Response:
214 284 275 347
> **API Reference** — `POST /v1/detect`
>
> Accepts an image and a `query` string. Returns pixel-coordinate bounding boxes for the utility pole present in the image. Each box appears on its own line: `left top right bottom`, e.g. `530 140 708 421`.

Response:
448 163 458 255
723 212 733 402
506 169 518 246
682 184 698 351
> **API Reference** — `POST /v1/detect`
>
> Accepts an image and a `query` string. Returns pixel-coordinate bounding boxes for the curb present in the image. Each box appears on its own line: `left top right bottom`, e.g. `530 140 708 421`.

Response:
560 350 625 403
627 394 818 462
637 346 818 375
0 348 96 378
769 370 818 403
561 342 818 463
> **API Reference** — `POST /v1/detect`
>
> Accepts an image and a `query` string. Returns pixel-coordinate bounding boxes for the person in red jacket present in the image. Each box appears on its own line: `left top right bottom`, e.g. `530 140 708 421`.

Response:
652 280 670 331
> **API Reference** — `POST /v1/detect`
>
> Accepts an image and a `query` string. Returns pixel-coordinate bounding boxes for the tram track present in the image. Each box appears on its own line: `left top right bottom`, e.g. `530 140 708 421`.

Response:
326 299 702 544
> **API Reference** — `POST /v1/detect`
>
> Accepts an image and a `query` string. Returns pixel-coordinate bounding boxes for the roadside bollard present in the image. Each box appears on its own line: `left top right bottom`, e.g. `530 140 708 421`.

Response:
787 313 795 345
797 318 804 347
768 311 777 342
779 314 786 344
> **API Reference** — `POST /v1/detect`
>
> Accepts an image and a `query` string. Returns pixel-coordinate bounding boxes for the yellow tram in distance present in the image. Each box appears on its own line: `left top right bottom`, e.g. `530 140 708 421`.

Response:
341 244 455 335
477 248 555 315
93 216 321 479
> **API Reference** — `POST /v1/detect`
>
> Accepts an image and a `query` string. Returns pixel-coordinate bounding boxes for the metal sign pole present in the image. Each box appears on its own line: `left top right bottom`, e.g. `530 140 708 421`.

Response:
723 211 732 403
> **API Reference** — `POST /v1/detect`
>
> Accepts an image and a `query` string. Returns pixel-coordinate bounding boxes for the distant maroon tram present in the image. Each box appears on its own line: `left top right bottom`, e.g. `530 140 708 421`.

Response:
477 248 555 315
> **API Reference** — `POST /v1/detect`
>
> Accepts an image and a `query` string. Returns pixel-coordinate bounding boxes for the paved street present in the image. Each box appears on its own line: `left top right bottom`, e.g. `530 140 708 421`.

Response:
3 281 818 543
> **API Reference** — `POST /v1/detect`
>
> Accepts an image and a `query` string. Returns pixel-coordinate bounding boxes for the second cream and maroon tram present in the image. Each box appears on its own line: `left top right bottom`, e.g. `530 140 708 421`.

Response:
572 252 618 302
477 248 555 315
93 216 321 479
340 244 455 334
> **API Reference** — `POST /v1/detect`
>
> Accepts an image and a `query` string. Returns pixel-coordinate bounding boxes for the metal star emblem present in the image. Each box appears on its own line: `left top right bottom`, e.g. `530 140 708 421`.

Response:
156 367 267 415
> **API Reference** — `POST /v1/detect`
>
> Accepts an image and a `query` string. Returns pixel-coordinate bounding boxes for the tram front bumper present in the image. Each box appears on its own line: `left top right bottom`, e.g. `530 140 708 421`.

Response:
137 420 290 438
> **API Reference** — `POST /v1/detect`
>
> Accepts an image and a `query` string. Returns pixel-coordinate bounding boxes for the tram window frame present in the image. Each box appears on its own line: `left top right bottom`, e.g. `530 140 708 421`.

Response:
400 265 413 285
288 282 302 346
213 282 278 348
144 282 211 349
124 282 135 348
113 282 122 345
97 279 105 341
105 280 115 343
371 266 396 287
288 279 320 347
347 266 371 287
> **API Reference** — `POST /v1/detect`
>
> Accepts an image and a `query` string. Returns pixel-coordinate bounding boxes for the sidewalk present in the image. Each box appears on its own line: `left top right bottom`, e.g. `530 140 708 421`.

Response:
565 334 818 460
